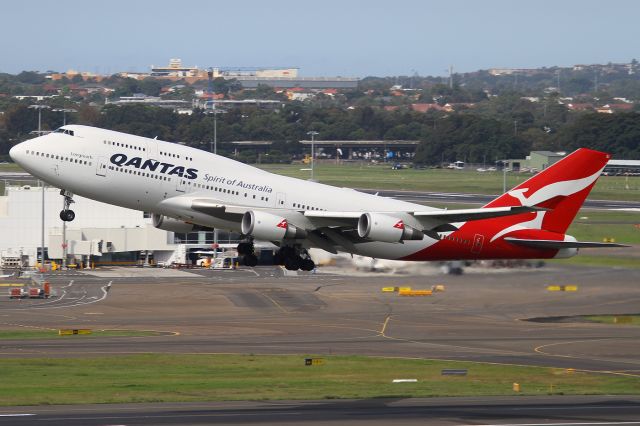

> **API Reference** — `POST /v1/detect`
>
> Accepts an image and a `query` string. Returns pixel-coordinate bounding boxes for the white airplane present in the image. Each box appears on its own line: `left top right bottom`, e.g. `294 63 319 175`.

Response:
9 125 623 270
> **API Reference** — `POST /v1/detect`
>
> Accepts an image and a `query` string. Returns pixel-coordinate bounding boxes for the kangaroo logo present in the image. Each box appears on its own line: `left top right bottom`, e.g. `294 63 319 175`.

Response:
492 167 605 242
506 169 603 207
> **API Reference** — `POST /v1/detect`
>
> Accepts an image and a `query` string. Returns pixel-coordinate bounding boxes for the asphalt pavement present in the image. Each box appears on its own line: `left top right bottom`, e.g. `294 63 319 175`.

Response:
1 396 639 425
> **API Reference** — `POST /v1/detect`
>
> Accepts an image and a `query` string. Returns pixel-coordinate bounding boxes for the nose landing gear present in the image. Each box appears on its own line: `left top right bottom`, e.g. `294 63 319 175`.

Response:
59 190 75 222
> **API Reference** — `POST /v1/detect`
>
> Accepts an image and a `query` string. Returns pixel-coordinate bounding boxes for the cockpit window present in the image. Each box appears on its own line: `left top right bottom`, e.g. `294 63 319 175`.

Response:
54 128 75 136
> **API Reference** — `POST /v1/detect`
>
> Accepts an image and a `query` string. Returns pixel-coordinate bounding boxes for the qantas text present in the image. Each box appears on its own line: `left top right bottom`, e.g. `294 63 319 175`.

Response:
110 154 198 179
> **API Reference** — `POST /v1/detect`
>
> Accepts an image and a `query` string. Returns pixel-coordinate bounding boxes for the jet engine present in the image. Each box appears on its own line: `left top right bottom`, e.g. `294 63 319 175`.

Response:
241 211 307 241
358 213 424 243
152 214 206 233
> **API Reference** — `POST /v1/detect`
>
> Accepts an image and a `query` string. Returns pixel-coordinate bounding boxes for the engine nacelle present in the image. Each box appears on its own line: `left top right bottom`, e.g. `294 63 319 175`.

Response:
241 211 307 241
152 214 204 233
358 213 424 243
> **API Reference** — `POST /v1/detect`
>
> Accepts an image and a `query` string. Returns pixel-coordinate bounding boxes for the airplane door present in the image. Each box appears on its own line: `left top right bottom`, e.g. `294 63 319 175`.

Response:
276 192 286 208
96 157 108 177
471 234 484 254
176 177 186 192
146 139 159 161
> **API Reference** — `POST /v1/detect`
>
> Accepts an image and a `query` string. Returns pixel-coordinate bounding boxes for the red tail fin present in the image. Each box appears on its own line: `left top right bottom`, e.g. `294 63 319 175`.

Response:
485 149 610 233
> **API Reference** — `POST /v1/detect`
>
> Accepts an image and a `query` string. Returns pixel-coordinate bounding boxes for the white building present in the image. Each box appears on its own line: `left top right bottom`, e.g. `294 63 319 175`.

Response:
0 185 191 266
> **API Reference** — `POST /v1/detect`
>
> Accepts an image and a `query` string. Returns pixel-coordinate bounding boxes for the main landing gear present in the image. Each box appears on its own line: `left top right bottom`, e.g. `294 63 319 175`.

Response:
236 241 316 271
237 240 258 267
59 190 75 222
273 246 315 271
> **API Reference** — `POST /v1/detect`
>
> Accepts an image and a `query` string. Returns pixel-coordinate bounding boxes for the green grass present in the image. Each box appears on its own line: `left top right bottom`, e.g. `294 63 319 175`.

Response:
3 161 639 201
549 256 640 269
0 163 23 173
0 330 163 340
0 354 637 406
258 163 640 201
585 315 640 325
3 158 640 200
568 210 640 245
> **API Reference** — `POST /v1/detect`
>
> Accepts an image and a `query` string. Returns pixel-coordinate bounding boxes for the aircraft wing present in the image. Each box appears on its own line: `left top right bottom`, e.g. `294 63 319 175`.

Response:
159 193 544 250
304 205 541 230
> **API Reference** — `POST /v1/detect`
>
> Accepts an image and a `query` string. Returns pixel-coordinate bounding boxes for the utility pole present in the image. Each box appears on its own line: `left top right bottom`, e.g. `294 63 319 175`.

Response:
307 131 319 181
449 65 454 89
29 104 50 266
62 198 67 268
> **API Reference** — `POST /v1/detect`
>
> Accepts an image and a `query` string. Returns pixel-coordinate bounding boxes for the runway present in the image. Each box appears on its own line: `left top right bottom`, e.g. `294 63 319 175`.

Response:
1 264 639 375
4 169 638 211
1 396 639 425
360 189 640 210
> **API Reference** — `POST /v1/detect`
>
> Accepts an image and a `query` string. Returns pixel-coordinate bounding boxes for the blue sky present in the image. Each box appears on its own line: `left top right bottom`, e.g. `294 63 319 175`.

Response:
1 0 638 77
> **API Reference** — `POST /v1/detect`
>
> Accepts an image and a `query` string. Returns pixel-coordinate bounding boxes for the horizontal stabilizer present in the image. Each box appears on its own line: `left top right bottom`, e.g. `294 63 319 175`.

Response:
504 237 629 249
413 205 542 222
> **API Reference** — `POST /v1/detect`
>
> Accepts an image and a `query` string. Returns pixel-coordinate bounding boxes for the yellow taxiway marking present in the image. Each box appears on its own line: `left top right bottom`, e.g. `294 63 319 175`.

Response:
379 315 392 336
0 283 24 287
533 338 640 377
260 292 289 314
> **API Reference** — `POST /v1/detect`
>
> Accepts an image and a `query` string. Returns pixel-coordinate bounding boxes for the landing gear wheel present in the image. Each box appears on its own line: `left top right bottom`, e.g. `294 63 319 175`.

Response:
237 241 254 256
284 256 301 271
59 189 75 222
59 209 75 222
300 258 315 271
243 254 258 267
273 251 284 265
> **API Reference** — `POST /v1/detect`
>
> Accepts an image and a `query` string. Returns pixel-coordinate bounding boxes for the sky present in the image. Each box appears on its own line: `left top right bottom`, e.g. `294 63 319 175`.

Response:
1 0 638 78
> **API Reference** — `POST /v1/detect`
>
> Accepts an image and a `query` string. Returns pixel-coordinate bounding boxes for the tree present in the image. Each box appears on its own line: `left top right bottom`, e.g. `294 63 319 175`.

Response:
15 71 46 85
554 112 640 158
139 79 163 96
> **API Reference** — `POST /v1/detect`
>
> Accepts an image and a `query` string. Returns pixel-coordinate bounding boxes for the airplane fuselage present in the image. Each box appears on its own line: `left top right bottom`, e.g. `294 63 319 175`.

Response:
11 125 610 262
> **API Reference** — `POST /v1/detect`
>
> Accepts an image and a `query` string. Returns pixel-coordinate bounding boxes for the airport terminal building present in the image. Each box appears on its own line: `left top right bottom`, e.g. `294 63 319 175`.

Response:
0 184 228 267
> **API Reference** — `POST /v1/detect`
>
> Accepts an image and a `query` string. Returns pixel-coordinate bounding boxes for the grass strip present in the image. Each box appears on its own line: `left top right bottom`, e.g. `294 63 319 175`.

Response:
548 256 640 269
258 163 640 202
0 354 638 406
584 315 640 326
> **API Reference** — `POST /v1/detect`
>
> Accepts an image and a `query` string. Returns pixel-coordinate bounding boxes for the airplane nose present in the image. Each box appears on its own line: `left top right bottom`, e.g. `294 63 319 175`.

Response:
9 144 21 163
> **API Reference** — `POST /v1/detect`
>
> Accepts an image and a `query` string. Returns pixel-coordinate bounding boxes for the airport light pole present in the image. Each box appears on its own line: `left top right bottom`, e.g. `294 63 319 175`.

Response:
29 105 50 266
52 108 77 126
29 104 50 136
500 160 508 193
51 107 76 268
307 131 319 181
208 106 226 258
209 106 226 155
